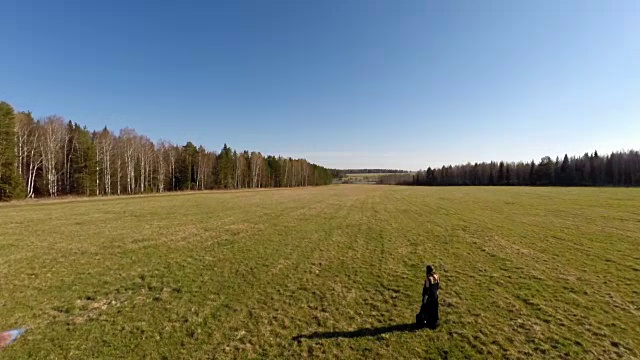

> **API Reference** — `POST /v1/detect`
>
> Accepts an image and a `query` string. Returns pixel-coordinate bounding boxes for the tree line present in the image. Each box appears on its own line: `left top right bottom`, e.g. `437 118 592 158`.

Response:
0 101 333 201
379 151 640 186
330 168 409 178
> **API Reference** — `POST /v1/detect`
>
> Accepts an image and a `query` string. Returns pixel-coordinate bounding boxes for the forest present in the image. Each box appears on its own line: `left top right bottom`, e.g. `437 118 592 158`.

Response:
330 168 409 178
0 101 332 201
379 151 640 186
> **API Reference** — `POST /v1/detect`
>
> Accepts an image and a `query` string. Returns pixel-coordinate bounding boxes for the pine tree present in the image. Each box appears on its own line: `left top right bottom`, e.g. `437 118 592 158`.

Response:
529 160 536 185
590 151 601 185
70 124 97 196
535 156 554 185
552 156 560 185
178 141 198 190
488 166 495 185
497 161 505 185
216 144 234 189
0 101 25 200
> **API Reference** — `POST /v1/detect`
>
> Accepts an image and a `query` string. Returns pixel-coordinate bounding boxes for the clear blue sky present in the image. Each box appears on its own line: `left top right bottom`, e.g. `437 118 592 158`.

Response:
2 0 638 170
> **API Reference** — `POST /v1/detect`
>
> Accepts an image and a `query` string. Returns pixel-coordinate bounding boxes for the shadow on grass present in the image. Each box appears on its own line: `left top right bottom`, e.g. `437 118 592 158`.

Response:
292 323 418 341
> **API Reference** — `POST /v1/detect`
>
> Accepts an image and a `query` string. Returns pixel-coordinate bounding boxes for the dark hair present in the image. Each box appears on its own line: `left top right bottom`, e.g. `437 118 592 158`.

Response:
426 265 434 274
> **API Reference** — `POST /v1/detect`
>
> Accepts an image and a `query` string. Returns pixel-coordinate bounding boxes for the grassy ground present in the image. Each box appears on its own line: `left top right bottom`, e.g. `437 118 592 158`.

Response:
345 173 399 177
1 186 639 359
341 173 408 183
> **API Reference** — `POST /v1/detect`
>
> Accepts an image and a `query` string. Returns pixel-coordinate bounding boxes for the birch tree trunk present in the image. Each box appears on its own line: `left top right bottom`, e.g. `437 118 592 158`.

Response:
40 116 66 197
26 123 43 198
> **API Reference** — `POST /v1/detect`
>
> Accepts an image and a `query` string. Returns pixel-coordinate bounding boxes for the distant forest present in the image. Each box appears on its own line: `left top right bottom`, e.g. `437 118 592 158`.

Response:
331 168 409 178
0 101 332 201
380 151 640 187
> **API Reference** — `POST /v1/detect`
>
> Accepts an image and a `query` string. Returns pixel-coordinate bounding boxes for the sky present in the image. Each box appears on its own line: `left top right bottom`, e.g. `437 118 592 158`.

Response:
1 0 639 170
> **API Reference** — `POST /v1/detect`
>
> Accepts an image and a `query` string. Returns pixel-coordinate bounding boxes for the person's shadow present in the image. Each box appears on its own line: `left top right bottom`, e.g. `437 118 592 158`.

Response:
292 323 418 341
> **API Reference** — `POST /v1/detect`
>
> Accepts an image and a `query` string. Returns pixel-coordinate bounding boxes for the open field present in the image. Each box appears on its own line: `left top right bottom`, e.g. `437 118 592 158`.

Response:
341 173 412 184
346 173 402 177
1 185 639 359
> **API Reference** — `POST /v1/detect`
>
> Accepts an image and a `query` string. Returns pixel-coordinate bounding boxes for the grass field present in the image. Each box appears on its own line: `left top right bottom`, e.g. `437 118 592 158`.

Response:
1 186 639 359
341 173 409 183
345 173 400 177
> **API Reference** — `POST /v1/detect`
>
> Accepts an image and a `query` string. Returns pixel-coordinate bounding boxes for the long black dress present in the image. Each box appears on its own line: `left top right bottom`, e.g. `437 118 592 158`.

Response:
418 273 440 329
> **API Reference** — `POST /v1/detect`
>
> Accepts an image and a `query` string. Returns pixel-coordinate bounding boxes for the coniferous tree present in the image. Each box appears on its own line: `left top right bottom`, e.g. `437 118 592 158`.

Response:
0 102 25 200
590 151 601 185
69 124 97 196
497 161 505 185
176 142 197 190
529 160 536 185
216 144 234 189
552 156 561 185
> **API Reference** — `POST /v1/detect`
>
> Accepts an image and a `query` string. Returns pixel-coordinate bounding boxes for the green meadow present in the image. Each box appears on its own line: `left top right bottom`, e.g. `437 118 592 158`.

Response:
1 186 638 359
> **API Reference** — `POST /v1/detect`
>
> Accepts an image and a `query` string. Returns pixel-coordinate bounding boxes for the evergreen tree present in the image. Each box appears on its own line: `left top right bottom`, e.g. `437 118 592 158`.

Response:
266 155 281 187
564 154 576 185
534 156 553 185
70 124 98 195
0 102 25 200
529 160 536 185
590 151 601 185
552 156 560 185
497 161 505 185
178 142 198 190
216 144 234 189
488 166 495 185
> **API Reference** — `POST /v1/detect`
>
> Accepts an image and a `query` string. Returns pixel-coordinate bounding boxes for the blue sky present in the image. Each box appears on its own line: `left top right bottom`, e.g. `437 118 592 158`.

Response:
2 0 638 170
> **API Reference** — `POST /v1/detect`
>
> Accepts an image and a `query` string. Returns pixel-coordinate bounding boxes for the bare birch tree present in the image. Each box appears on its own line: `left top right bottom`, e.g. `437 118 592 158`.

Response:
95 128 114 195
119 128 138 194
14 112 34 182
40 115 67 197
21 118 43 198
156 140 170 193
250 152 264 188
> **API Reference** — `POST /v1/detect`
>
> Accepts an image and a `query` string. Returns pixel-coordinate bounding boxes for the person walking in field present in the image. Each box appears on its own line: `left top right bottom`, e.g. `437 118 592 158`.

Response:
416 265 440 329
